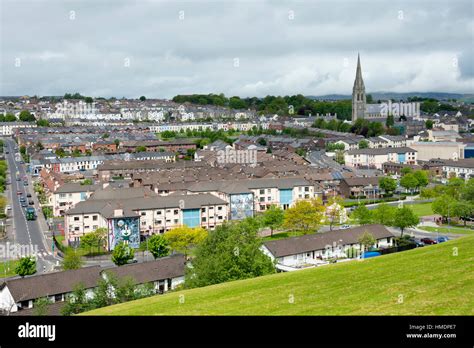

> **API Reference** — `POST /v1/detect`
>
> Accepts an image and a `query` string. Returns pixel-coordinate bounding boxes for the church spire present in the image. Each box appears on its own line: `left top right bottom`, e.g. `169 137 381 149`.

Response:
352 53 366 122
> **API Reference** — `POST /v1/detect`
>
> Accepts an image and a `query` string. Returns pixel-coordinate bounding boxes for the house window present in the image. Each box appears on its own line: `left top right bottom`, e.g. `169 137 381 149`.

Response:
74 217 80 221
260 189 265 194
218 206 222 211
174 210 179 215
141 212 146 216
93 215 98 221
156 211 162 215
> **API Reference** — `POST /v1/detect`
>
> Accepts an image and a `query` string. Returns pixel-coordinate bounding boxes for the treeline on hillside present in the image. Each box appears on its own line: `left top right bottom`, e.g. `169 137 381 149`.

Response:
172 94 352 120
407 97 460 113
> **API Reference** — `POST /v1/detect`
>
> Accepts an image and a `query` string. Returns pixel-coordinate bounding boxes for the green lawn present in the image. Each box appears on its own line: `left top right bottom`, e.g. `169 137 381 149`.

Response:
0 260 18 278
84 235 474 316
419 226 474 235
406 202 434 217
262 230 308 242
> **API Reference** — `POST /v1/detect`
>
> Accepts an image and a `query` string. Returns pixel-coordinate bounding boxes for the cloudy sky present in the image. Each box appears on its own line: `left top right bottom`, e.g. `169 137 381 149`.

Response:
0 0 473 98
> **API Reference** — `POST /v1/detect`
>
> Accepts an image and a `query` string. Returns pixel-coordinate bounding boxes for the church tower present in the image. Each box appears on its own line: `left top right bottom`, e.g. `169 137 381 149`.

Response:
352 53 366 122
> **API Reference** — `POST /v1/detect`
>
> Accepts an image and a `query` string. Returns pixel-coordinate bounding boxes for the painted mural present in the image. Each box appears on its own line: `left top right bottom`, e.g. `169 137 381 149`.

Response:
230 193 254 220
108 216 140 250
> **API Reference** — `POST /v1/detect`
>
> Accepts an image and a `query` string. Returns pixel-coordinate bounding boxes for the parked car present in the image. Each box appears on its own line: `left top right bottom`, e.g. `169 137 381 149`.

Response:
436 236 449 243
340 224 351 229
26 193 32 198
21 201 28 208
19 197 26 202
17 191 22 195
420 238 437 245
412 238 425 247
23 181 28 186
127 258 138 264
16 177 21 181
5 205 11 211
28 200 34 205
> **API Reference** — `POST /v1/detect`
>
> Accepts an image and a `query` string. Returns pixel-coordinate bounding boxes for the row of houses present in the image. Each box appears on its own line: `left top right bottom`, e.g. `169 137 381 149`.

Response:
0 255 185 315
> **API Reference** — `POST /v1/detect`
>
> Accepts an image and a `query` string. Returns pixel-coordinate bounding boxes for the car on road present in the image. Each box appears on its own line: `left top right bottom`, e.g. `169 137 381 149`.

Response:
340 224 351 229
409 238 425 247
21 201 28 208
26 193 32 198
17 191 22 195
5 205 11 211
420 237 437 245
28 200 34 205
23 181 28 186
16 177 21 181
19 197 26 202
5 151 9 154
127 258 138 264
436 236 449 243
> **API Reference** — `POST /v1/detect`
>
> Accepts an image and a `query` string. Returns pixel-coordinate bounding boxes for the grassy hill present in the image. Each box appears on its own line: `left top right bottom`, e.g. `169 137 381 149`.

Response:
85 236 474 316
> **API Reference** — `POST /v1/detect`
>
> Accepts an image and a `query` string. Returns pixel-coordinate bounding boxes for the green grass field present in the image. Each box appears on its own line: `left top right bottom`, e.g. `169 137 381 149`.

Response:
407 202 434 217
0 260 18 278
419 226 474 235
85 235 474 316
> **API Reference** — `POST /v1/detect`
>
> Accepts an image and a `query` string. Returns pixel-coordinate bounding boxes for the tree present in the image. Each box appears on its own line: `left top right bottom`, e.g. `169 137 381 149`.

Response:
164 226 207 256
446 177 465 199
461 178 474 202
84 96 93 104
62 284 93 315
147 234 170 259
432 194 457 222
80 228 107 252
325 197 345 231
15 256 36 277
379 177 397 195
358 231 376 251
452 201 473 226
351 204 373 225
111 242 135 266
425 120 434 129
139 96 146 101
261 205 284 236
135 146 147 152
401 167 413 176
19 110 36 122
391 207 419 237
33 297 51 316
4 113 17 122
358 140 369 149
400 173 418 193
372 203 396 225
413 170 429 189
185 218 275 289
61 249 83 270
36 119 50 127
386 114 395 128
283 198 325 234
115 276 138 303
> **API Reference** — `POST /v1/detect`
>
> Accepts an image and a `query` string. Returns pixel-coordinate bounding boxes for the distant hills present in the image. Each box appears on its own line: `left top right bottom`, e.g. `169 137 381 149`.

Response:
307 92 474 102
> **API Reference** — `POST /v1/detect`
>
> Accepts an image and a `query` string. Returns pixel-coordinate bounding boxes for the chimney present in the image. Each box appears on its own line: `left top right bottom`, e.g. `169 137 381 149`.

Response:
114 209 123 217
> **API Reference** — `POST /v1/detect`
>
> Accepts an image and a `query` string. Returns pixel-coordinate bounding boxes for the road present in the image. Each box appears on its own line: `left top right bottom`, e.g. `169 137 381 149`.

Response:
2 137 58 274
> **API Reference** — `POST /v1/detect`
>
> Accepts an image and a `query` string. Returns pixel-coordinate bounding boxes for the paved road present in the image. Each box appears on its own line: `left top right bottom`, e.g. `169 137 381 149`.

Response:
2 138 58 273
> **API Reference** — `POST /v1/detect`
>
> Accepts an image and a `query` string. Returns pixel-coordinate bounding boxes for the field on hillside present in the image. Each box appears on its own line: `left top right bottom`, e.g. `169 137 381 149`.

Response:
407 202 434 217
85 236 474 316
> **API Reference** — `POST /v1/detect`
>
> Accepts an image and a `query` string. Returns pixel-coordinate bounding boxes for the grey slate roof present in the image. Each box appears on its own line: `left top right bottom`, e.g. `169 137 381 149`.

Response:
264 224 394 257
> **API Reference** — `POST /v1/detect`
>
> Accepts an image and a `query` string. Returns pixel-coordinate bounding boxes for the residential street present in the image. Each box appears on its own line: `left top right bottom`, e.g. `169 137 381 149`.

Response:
2 138 59 273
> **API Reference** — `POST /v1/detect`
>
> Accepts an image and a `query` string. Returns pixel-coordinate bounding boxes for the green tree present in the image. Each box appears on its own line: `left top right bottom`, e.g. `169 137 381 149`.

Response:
185 218 275 289
135 146 147 152
36 119 50 127
379 177 397 195
283 198 325 234
19 110 36 122
15 256 36 277
452 201 473 226
261 205 285 236
358 140 369 149
33 297 52 316
92 272 119 308
84 96 93 104
401 167 413 176
400 173 418 193
425 120 434 129
432 194 457 222
372 203 396 225
61 249 83 270
164 226 207 256
80 228 107 252
147 234 171 259
386 114 395 128
139 96 146 101
5 113 17 122
391 206 419 237
325 197 345 231
461 178 474 202
446 177 465 199
111 242 135 266
115 276 138 303
351 204 373 225
61 284 92 315
358 231 376 251
413 170 429 189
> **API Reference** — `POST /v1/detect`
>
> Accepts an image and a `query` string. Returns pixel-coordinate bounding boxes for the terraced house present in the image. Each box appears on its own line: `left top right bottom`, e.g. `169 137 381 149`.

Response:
64 187 228 247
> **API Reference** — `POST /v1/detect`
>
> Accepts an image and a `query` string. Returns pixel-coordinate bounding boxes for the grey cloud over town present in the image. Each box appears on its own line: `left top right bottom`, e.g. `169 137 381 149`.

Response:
1 0 473 98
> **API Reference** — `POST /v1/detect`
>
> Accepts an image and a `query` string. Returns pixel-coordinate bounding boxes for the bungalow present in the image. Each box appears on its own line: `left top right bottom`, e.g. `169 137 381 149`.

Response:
339 176 381 198
0 255 185 315
261 224 395 270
